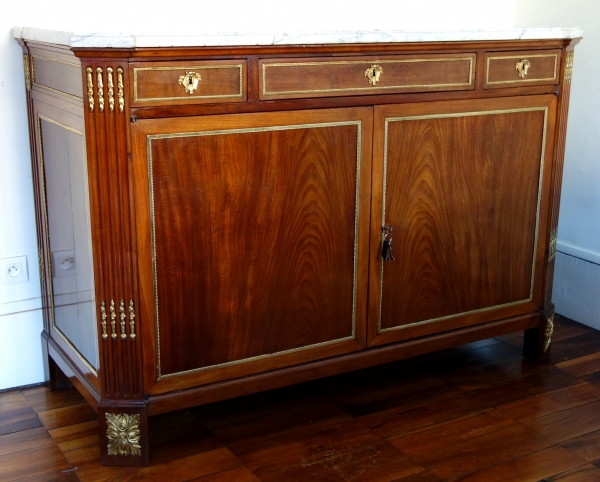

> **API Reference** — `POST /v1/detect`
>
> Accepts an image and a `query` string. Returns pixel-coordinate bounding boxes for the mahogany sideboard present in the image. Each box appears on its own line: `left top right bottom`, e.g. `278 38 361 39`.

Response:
13 27 581 466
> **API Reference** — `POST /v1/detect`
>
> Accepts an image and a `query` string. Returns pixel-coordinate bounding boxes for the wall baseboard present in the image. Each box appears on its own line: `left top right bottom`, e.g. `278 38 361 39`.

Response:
0 381 47 394
553 251 600 330
0 296 42 317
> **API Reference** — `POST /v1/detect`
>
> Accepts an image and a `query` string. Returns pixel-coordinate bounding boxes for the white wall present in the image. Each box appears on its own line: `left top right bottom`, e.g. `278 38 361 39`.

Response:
1 1 519 390
514 0 600 327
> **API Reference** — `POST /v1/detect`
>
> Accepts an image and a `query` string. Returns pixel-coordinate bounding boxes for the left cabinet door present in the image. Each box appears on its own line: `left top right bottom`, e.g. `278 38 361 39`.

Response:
132 107 372 394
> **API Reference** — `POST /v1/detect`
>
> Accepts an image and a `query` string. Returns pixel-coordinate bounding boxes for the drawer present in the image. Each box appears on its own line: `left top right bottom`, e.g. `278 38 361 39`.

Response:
485 50 561 88
259 54 475 100
130 60 246 106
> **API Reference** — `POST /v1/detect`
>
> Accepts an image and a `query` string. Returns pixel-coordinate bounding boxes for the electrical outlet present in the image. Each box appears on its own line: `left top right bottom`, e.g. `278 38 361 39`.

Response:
52 250 76 278
0 256 29 285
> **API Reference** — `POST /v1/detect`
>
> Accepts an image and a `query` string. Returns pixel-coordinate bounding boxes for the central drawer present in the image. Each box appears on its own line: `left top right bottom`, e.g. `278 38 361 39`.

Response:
259 53 475 100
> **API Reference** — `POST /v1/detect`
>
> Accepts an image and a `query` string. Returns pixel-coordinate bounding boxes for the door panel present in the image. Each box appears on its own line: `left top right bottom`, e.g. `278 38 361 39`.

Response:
132 108 372 393
369 96 556 346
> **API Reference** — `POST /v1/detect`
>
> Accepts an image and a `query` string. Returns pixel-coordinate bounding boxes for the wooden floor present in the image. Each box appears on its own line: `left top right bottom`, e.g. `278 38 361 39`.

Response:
3 316 600 481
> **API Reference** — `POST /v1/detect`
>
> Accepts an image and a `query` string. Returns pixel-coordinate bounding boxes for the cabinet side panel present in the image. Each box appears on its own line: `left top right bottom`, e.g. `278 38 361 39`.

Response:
545 48 575 308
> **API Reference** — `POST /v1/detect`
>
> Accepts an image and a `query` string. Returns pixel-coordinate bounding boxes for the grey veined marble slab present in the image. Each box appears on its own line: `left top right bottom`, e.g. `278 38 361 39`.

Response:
12 26 583 49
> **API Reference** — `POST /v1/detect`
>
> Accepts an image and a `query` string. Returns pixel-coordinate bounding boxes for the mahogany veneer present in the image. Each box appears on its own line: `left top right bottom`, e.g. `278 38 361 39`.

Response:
15 33 580 466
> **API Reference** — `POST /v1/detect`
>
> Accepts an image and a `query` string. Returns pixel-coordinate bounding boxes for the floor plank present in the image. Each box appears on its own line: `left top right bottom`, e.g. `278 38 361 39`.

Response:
449 446 586 482
22 386 86 414
0 444 70 481
559 429 600 463
37 403 97 431
0 391 42 436
491 382 600 422
359 389 491 439
48 419 99 452
64 445 242 482
553 316 598 342
188 466 261 481
550 331 600 364
0 427 55 457
388 411 515 457
523 400 600 443
545 464 600 481
409 424 554 479
469 364 582 407
258 440 426 482
557 351 600 378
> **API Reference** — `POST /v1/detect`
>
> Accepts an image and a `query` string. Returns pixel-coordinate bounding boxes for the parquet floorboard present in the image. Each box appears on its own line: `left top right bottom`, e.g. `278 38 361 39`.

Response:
2 314 600 481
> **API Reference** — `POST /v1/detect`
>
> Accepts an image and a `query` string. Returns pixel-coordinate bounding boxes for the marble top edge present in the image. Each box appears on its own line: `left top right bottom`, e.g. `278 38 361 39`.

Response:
12 27 583 49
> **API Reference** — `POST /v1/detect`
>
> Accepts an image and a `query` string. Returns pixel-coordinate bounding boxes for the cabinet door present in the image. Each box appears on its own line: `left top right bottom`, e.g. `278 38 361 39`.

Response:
369 96 557 346
132 107 372 393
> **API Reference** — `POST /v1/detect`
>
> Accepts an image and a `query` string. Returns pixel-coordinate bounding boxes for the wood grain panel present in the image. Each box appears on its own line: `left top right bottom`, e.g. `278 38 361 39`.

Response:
369 96 556 346
260 53 475 100
151 122 359 374
132 107 372 391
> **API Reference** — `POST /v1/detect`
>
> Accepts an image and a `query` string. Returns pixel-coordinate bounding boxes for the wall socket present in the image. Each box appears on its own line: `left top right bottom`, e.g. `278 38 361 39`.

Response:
0 256 29 285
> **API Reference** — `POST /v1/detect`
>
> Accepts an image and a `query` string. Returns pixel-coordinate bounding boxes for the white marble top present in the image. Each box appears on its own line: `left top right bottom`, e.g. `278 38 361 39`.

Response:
12 27 582 49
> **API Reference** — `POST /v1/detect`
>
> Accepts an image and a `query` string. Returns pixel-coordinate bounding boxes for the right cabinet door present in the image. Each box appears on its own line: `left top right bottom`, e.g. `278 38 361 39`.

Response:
369 95 557 346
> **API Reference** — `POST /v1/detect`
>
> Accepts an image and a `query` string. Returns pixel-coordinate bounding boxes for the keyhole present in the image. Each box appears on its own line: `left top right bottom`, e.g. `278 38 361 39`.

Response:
372 69 376 77
188 76 193 85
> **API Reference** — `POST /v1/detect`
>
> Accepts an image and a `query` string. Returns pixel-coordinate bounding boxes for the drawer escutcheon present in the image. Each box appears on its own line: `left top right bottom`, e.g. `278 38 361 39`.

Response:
365 64 383 86
178 71 202 95
515 59 531 79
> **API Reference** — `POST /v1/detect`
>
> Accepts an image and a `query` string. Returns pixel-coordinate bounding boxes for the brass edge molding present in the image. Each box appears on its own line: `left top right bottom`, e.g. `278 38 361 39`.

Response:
262 57 475 96
147 120 361 380
564 52 574 83
38 248 44 281
23 54 31 91
107 67 115 113
486 53 559 85
549 229 558 262
129 300 136 339
100 301 108 340
117 68 125 113
110 300 117 339
378 106 548 334
105 413 142 456
96 67 104 113
36 114 98 377
31 54 79 69
133 64 244 102
86 67 94 112
544 313 555 352
119 299 126 340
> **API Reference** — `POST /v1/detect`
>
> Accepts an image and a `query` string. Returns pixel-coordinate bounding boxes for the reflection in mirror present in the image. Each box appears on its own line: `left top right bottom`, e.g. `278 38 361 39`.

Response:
39 116 99 371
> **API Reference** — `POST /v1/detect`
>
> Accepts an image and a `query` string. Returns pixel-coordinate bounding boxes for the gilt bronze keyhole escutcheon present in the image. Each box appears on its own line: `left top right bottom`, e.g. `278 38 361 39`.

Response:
515 59 531 79
365 65 383 86
178 71 202 94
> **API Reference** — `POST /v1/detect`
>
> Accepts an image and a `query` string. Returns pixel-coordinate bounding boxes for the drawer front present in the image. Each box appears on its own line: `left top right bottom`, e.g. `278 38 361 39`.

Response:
485 50 561 88
259 54 475 100
131 60 246 106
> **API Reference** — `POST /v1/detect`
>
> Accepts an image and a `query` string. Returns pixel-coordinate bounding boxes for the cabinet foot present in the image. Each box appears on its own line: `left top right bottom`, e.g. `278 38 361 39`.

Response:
523 310 554 363
98 402 149 466
48 356 73 391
